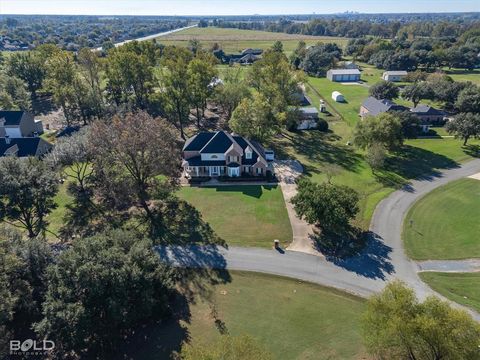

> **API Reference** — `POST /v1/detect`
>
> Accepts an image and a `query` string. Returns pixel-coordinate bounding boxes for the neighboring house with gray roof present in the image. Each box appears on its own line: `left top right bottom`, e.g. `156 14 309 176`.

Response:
410 104 447 124
182 131 271 178
0 110 51 157
0 137 53 157
382 71 408 82
0 110 44 138
360 97 409 119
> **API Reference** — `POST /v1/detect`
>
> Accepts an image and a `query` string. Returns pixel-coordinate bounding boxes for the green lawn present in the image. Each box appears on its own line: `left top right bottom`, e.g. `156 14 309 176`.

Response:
444 68 480 85
419 272 480 313
404 178 480 260
159 26 348 55
307 76 369 127
178 185 292 248
123 271 367 360
280 74 479 229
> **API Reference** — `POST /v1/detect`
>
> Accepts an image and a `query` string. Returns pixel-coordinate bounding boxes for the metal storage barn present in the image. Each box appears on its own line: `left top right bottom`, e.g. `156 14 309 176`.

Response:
326 69 361 82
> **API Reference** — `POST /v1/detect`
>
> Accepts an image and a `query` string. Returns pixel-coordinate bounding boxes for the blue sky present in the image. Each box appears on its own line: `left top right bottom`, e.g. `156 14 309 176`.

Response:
0 0 478 16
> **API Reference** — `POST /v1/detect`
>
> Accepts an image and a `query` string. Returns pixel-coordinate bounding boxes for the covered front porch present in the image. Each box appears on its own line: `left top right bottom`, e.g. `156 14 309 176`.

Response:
184 165 243 178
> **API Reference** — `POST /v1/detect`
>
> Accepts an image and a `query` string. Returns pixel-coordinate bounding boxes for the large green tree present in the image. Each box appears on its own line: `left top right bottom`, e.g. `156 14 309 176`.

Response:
0 227 52 358
35 229 174 358
105 44 155 108
455 84 480 114
161 46 194 139
369 80 400 100
291 179 359 233
187 55 218 127
230 94 277 142
248 50 303 114
0 73 31 110
402 82 434 107
6 52 46 98
354 113 404 151
362 281 480 360
446 112 480 145
214 66 251 119
0 157 58 238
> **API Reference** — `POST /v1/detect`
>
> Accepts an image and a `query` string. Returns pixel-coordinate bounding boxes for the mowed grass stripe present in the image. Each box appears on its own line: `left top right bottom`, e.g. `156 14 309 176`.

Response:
404 178 480 260
127 271 366 360
419 272 480 313
178 185 292 248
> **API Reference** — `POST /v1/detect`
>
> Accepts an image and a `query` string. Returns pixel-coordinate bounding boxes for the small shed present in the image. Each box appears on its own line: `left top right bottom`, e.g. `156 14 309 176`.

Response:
332 91 344 102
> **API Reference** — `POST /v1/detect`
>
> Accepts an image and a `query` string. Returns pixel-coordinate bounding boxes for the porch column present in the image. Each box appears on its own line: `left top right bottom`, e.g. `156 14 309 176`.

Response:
195 167 199 176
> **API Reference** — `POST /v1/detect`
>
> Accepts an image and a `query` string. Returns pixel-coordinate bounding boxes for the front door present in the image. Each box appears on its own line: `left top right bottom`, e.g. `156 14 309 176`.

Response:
211 166 219 176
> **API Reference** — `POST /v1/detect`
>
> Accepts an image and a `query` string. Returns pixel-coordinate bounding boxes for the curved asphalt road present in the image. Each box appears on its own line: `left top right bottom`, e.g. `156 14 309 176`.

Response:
157 158 480 319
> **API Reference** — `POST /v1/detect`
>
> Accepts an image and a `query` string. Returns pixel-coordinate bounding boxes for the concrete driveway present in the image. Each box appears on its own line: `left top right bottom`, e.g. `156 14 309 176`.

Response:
273 160 321 256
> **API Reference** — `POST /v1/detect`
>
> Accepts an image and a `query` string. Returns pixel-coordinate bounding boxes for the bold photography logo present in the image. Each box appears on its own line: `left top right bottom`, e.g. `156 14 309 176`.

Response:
10 339 55 356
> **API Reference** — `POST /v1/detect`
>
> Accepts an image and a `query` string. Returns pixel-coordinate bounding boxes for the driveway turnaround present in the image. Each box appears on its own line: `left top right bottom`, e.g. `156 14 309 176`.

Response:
417 259 480 272
158 158 480 320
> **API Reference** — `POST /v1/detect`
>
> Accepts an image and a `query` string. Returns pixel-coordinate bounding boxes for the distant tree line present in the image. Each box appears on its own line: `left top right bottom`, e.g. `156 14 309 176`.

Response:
346 30 480 71
0 15 189 51
211 17 480 39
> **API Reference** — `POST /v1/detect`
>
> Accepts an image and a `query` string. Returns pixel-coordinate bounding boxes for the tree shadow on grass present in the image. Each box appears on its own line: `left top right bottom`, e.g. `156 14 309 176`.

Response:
115 292 192 360
121 198 233 359
154 196 232 298
269 131 362 177
463 144 480 158
213 185 278 198
373 145 460 191
312 228 394 280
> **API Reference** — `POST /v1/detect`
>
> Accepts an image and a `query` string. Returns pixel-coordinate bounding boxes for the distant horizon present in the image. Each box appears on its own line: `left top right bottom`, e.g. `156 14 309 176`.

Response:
1 0 479 16
2 11 480 17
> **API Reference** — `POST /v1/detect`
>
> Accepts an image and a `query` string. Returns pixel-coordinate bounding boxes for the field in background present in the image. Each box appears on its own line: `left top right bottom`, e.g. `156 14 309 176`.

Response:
123 271 367 360
159 26 349 55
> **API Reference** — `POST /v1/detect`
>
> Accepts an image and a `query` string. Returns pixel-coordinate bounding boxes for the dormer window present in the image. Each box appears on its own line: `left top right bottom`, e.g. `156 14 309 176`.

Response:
245 146 253 159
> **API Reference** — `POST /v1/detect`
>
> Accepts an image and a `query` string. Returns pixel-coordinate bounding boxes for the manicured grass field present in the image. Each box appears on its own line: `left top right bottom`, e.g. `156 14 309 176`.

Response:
419 272 480 313
307 76 369 127
159 26 348 55
124 271 367 360
404 178 480 260
178 185 292 248
444 68 480 85
300 69 480 228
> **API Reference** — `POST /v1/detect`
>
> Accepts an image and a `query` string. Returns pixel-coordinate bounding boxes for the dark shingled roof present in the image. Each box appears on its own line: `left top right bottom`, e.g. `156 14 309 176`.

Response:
183 131 267 167
233 136 260 165
201 131 232 153
361 97 408 116
0 111 25 126
0 137 52 157
411 104 445 116
183 132 215 151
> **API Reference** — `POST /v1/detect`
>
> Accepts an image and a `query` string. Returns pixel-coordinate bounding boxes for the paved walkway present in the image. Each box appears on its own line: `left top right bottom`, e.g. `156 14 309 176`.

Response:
273 160 320 256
